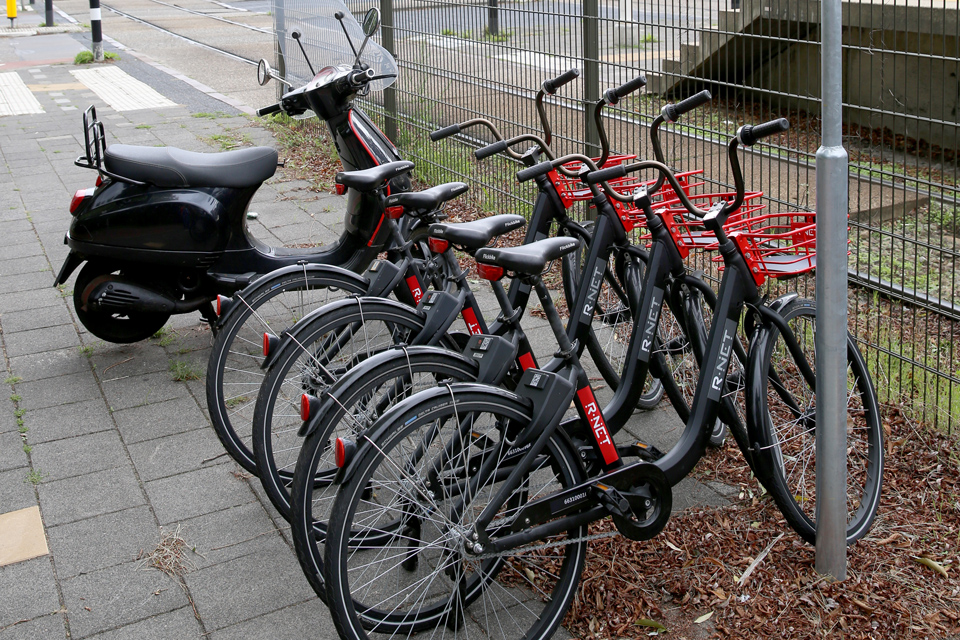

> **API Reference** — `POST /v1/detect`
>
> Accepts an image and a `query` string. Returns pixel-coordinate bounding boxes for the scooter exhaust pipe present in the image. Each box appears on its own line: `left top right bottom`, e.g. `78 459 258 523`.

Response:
83 276 213 315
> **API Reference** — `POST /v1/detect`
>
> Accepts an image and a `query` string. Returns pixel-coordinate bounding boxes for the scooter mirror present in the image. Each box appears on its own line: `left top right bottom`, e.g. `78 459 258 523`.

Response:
257 59 273 86
361 8 380 37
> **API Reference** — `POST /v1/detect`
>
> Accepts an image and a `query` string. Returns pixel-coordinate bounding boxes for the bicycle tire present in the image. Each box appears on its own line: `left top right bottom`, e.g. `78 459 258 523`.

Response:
559 221 664 409
747 298 884 545
290 347 481 602
252 298 459 521
324 384 587 640
205 267 368 475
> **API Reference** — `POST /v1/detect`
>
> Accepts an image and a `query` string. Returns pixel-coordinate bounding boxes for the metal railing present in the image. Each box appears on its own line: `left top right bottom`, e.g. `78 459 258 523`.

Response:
274 0 960 432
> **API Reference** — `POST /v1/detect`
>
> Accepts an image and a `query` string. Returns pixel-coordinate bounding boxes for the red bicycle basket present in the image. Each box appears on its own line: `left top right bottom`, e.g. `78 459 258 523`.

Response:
640 191 765 258
712 212 818 286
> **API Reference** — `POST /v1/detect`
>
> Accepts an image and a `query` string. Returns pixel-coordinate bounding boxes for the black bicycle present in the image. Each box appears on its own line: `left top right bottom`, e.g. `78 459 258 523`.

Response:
321 121 883 640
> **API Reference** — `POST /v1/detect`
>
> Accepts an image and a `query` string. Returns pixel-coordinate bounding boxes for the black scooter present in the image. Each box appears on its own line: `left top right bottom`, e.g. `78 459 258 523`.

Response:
54 8 407 343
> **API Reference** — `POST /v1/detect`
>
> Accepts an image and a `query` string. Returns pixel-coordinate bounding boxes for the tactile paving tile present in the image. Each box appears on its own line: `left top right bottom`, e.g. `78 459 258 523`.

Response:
0 72 45 116
0 506 49 567
70 66 177 112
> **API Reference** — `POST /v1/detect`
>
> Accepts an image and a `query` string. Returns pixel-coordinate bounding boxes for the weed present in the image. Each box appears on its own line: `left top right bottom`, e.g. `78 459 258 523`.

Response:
105 52 120 61
151 327 178 347
73 51 93 64
18 424 27 434
135 124 152 130
482 27 513 43
440 28 456 36
15 409 25 418
5 376 21 385
25 469 44 485
225 395 250 408
192 112 230 119
207 133 252 151
142 525 195 577
10 394 21 403
79 344 94 357
169 360 202 382
22 444 32 454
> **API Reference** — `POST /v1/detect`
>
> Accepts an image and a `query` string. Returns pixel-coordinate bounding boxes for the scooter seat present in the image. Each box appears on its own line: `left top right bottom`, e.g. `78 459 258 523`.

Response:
385 182 468 213
429 214 526 250
475 236 580 276
335 161 415 192
104 144 278 188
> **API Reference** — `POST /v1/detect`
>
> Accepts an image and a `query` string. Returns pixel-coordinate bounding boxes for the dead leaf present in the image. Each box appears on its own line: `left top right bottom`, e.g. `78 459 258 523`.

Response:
635 618 667 632
913 556 949 578
694 611 714 624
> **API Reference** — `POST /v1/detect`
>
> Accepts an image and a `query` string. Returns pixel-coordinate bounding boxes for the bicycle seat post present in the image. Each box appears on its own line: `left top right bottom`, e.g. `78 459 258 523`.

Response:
531 276 577 360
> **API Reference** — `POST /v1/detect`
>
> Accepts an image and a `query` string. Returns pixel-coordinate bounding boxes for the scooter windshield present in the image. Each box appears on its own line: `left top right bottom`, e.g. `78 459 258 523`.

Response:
273 0 398 92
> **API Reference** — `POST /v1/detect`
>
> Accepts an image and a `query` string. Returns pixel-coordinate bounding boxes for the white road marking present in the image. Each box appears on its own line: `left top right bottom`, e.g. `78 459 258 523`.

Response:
70 66 177 111
0 72 45 116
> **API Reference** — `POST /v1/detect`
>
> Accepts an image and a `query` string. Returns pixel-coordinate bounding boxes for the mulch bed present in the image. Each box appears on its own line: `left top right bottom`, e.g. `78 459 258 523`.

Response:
563 404 960 639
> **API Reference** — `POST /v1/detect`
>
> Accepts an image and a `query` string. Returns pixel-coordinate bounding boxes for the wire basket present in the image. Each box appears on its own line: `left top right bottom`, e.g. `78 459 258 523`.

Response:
712 212 818 285
637 192 765 258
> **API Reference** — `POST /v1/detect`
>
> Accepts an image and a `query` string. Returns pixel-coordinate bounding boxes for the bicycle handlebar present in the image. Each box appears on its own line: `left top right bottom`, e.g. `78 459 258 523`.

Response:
661 89 711 123
737 118 789 146
542 68 580 96
604 74 647 106
430 123 461 141
475 139 509 160
256 103 282 117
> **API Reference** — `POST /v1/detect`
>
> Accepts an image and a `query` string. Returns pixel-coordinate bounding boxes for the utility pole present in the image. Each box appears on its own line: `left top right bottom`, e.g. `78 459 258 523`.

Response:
815 0 848 580
44 0 52 28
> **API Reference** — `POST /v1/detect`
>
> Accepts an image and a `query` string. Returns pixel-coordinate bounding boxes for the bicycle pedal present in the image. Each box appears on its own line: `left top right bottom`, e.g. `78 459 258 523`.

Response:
592 482 631 518
620 441 665 462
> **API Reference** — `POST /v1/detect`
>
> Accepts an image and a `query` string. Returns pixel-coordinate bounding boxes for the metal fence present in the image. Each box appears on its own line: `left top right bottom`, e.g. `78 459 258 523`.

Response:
274 0 960 432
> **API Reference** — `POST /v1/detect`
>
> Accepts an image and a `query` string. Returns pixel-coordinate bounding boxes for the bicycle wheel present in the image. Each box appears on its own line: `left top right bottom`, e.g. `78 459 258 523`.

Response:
290 347 480 602
206 266 368 475
560 222 664 409
324 384 587 640
252 298 459 521
747 298 883 545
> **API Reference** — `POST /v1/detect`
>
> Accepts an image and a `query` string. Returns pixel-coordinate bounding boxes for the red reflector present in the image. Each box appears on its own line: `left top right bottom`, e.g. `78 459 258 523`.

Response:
476 263 504 281
95 175 103 187
385 205 404 220
301 394 311 422
428 237 449 253
262 333 272 357
335 438 347 468
69 190 86 214
335 183 347 195
216 295 224 316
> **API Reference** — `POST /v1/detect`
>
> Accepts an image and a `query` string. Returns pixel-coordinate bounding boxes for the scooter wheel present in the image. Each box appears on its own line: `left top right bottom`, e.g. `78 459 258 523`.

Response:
73 261 171 344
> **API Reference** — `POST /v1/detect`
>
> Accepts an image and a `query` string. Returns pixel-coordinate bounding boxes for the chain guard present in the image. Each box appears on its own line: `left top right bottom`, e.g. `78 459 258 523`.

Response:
611 463 671 541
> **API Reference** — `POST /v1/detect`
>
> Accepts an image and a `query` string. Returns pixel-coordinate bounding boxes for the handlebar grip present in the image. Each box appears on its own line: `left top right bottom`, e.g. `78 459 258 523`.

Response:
430 124 461 142
583 164 626 185
737 118 790 146
256 103 283 117
475 140 508 160
661 90 712 123
542 68 580 95
608 75 647 103
516 160 555 183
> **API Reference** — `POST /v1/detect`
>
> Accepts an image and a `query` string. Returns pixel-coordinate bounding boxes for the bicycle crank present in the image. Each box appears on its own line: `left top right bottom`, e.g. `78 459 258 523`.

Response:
610 464 671 541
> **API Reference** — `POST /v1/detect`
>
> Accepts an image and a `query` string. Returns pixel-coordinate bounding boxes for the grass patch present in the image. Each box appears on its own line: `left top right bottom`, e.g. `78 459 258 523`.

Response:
135 124 152 130
10 394 21 403
225 395 250 408
5 376 21 385
192 112 231 119
73 51 120 65
169 360 202 382
151 327 178 347
24 469 44 485
206 132 252 151
79 344 94 357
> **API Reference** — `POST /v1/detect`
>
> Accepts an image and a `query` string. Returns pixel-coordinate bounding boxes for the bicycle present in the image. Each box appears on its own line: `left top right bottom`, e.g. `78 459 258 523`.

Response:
206 161 470 476
321 120 883 640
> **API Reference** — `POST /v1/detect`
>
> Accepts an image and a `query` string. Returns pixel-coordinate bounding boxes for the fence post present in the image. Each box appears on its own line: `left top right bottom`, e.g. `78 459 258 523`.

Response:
582 0 600 156
89 0 103 61
44 0 52 29
815 0 848 581
487 0 498 36
381 0 398 144
273 0 285 101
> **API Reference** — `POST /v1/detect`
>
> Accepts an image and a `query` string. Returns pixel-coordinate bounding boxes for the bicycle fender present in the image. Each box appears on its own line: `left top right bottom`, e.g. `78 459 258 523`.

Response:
217 263 369 330
337 383 522 486
262 296 420 370
766 291 800 314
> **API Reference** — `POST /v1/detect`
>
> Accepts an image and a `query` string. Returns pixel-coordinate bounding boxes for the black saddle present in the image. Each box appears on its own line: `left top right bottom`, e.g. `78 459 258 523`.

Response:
429 214 526 250
335 161 415 192
103 144 278 189
385 182 468 213
475 236 580 275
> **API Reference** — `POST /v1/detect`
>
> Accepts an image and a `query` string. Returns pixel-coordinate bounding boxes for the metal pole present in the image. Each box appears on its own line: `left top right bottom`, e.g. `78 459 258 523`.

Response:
89 0 103 61
273 0 285 102
487 0 498 36
381 0 397 144
583 0 600 156
815 0 848 581
44 0 52 27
